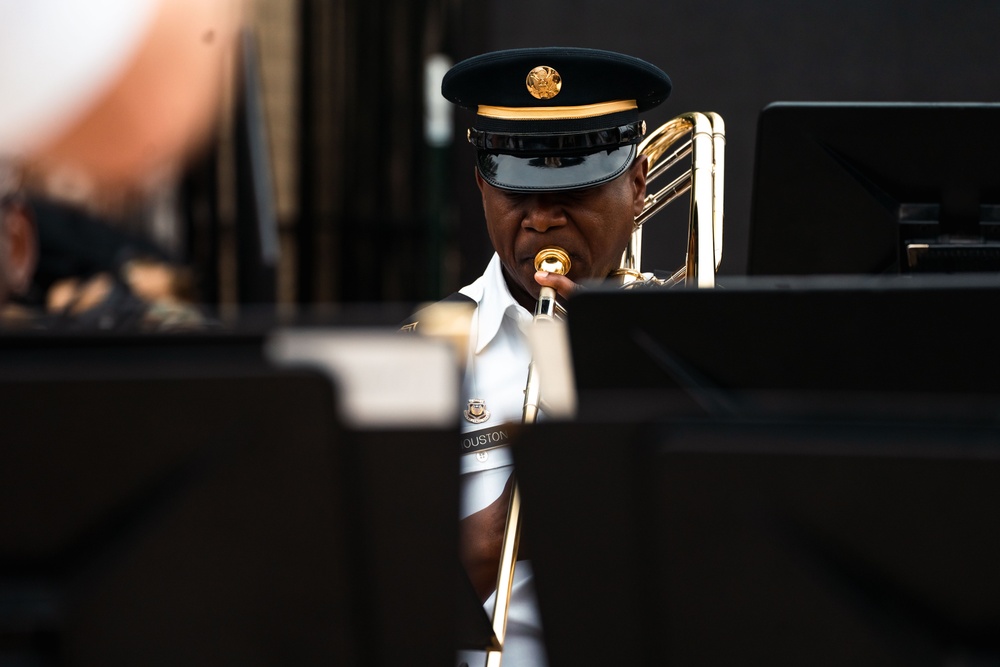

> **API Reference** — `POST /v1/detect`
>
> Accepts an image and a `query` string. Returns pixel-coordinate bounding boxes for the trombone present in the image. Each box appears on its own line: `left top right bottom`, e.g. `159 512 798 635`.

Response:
614 111 726 288
485 111 726 666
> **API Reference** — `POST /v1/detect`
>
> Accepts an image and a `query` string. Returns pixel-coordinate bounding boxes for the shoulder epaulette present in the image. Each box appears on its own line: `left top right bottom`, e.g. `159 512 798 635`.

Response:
398 292 474 333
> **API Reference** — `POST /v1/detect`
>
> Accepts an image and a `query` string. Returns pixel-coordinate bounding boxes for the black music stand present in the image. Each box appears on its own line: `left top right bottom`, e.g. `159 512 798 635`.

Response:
514 417 1000 667
0 336 459 666
748 102 1000 276
566 274 1000 423
517 277 1000 665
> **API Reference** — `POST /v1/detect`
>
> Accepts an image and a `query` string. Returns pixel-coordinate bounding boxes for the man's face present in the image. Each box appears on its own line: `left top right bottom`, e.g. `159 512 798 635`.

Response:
476 156 648 309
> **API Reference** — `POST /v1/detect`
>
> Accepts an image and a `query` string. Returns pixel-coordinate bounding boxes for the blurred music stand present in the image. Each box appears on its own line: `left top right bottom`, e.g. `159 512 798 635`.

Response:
0 336 459 666
566 275 1000 423
514 417 1000 667
516 278 1000 664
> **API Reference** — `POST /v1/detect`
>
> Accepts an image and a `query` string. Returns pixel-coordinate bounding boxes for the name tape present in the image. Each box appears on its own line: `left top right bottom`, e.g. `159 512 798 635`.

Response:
460 424 515 454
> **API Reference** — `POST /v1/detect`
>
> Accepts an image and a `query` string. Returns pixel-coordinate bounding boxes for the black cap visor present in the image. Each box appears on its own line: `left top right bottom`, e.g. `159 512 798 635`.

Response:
477 144 636 192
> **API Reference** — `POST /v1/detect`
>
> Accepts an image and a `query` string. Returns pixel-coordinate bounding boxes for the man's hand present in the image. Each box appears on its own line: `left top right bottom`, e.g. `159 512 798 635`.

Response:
459 474 514 603
535 270 578 302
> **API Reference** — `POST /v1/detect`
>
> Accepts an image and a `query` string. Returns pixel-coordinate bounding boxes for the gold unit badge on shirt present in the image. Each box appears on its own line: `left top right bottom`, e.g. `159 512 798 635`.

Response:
464 398 491 424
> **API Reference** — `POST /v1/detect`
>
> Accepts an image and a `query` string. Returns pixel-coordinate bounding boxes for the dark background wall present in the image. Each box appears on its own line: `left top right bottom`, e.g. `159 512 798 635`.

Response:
207 0 1000 307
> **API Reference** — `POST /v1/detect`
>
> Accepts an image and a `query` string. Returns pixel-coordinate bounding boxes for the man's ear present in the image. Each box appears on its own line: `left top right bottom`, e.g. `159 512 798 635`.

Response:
474 166 486 195
0 201 38 296
631 154 649 217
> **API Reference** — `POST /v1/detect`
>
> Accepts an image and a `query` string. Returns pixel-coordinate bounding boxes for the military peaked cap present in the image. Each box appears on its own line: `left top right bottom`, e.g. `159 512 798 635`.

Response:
441 47 672 192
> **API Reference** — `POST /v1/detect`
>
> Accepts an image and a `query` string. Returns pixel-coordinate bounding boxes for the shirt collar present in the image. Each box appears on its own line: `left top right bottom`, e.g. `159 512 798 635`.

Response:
459 253 532 354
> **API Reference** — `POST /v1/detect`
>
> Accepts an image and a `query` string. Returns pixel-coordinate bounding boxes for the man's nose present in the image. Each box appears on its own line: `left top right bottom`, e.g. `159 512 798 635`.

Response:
522 195 568 232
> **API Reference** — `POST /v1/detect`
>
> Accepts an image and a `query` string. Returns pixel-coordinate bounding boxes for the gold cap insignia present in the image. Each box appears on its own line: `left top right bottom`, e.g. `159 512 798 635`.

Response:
526 65 562 100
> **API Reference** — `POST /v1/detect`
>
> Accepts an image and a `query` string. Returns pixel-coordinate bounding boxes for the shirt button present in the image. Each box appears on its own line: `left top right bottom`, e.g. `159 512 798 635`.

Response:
476 451 489 462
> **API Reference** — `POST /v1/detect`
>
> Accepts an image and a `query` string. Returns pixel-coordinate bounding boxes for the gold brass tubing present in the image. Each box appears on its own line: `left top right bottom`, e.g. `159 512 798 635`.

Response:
489 246 571 666
645 138 692 184
619 224 642 283
638 116 694 168
691 113 718 287
522 361 542 423
709 112 726 270
487 480 522 665
623 169 691 278
636 171 693 228
521 242 567 498
625 111 724 288
523 247 569 420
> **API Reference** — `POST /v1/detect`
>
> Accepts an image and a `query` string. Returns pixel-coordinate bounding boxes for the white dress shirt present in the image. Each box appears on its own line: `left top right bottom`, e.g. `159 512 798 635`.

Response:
455 252 548 667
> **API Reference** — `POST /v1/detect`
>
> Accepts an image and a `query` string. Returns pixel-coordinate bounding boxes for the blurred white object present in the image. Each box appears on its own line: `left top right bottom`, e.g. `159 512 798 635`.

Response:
267 329 460 429
524 316 577 419
0 0 160 155
424 53 453 147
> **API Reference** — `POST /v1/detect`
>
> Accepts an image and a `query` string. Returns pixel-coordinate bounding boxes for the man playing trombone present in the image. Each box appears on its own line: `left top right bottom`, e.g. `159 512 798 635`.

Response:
435 47 673 667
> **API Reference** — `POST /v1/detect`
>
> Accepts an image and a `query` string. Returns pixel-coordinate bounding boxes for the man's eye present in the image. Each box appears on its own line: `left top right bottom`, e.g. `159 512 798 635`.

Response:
502 191 526 203
568 185 600 201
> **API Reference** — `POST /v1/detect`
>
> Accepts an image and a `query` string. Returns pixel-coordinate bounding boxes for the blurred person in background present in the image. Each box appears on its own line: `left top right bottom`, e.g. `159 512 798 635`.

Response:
0 164 37 321
0 0 242 204
1 162 202 331
0 0 242 329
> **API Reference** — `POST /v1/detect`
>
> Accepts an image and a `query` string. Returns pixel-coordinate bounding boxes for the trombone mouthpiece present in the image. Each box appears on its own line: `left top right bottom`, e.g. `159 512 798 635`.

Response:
534 247 571 276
